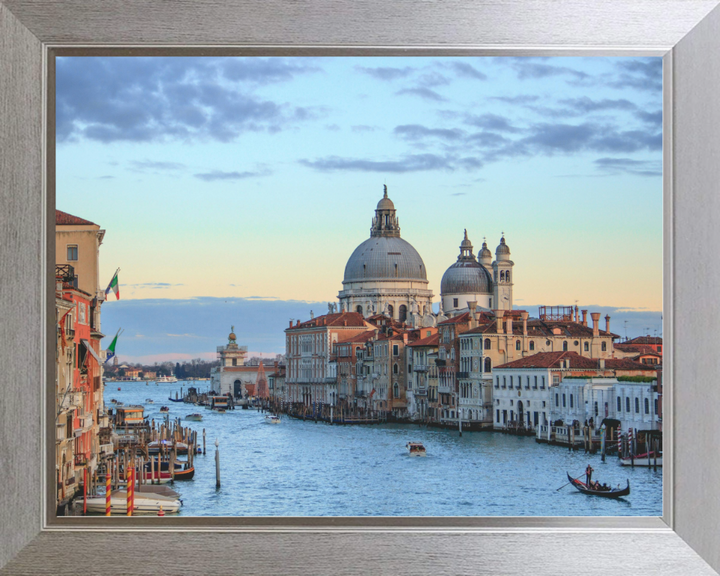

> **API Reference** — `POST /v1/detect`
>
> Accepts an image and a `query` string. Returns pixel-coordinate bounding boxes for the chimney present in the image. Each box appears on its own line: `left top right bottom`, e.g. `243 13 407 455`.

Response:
605 315 611 333
289 320 293 328
575 305 579 323
296 320 300 327
468 301 477 329
310 310 314 320
591 312 600 337
506 314 513 335
521 311 529 337
581 310 588 327
599 358 605 370
403 333 408 344
496 310 504 334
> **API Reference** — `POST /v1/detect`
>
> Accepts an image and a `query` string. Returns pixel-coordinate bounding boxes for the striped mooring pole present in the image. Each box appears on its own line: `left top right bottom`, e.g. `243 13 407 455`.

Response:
106 462 112 516
126 467 134 516
617 427 622 457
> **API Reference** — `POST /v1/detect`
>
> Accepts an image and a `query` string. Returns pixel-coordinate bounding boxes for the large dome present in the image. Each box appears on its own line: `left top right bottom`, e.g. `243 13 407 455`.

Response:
343 236 428 283
441 260 493 294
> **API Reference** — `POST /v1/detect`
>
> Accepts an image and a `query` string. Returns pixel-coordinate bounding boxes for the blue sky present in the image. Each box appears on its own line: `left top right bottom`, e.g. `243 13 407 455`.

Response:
56 56 663 362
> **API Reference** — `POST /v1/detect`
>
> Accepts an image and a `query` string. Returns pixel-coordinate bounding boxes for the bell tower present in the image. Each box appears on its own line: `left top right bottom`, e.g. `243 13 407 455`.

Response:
492 235 514 311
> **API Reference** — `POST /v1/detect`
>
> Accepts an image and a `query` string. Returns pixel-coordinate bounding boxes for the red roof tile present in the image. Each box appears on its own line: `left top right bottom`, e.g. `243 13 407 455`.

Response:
56 210 97 226
407 333 440 347
625 336 662 345
438 312 471 325
287 311 370 331
496 351 650 372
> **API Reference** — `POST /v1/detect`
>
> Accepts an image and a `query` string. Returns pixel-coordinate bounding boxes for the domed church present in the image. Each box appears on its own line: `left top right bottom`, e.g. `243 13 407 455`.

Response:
440 231 514 314
338 186 435 322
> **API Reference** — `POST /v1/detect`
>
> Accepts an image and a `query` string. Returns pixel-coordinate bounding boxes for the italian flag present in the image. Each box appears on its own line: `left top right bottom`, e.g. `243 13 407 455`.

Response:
105 269 119 300
105 329 122 363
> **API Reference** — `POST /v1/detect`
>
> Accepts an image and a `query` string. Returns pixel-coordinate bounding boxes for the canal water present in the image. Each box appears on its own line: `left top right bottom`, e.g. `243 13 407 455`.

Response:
109 380 662 517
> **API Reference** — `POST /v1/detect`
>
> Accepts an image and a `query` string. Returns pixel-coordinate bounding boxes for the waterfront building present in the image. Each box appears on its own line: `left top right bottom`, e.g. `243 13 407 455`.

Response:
338 186 435 323
437 311 473 424
493 351 659 434
285 311 374 408
267 363 286 403
622 335 663 355
55 210 109 514
613 343 662 365
331 330 377 413
210 327 263 397
406 331 440 420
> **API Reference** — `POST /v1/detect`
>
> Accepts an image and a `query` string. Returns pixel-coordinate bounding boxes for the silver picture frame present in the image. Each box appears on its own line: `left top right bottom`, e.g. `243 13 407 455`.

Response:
1 1 719 574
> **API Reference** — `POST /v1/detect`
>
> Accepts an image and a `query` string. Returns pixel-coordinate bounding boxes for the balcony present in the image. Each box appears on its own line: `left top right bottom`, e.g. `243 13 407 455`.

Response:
414 365 429 372
457 372 470 379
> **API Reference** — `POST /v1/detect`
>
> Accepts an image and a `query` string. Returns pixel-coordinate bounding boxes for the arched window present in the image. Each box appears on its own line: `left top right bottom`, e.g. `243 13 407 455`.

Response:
562 341 568 351
500 271 504 281
484 357 491 373
356 305 363 314
393 383 399 398
529 341 535 351
601 342 607 351
399 305 407 323
484 338 491 350
617 396 622 411
635 398 640 413
393 363 399 374
506 271 510 282
515 340 521 350
570 394 574 408
387 304 394 318
626 397 631 412
644 398 650 414
584 342 589 352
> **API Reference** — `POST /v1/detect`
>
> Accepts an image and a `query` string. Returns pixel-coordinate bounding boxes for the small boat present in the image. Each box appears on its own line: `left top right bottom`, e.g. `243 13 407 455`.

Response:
84 492 181 515
265 415 281 424
143 460 195 481
159 406 169 413
216 408 226 413
168 396 184 403
110 399 118 403
406 442 427 457
146 399 154 404
566 472 630 498
184 413 203 422
156 376 178 383
619 452 663 467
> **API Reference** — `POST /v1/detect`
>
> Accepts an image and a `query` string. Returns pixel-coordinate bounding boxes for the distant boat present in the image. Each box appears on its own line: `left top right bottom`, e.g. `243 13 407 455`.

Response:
156 376 178 383
406 442 426 457
146 399 154 404
620 452 662 467
566 472 630 498
184 413 203 422
159 406 169 413
265 415 281 424
168 396 184 403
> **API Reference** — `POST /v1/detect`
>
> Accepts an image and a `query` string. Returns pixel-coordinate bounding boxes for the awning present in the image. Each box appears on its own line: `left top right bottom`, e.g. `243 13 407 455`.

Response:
82 339 103 365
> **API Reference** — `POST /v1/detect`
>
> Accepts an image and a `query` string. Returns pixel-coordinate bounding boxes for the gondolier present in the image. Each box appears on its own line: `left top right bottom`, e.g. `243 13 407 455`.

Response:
586 464 594 486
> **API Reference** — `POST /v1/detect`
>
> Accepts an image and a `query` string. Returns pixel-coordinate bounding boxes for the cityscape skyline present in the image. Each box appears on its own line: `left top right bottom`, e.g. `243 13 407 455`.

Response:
57 56 663 361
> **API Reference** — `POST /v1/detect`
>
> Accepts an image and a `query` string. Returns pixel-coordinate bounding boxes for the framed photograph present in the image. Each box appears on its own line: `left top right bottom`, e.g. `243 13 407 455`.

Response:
2 1 720 574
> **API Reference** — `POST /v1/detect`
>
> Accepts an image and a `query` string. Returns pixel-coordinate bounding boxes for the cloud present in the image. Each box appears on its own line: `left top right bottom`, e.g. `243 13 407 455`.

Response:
636 110 662 127
560 97 638 114
299 153 456 173
355 66 414 80
444 61 487 81
503 58 590 82
193 169 270 181
465 113 520 133
130 160 186 171
351 125 377 133
56 57 322 144
610 58 662 92
594 157 662 177
395 87 447 102
489 94 540 105
125 282 185 289
394 124 465 142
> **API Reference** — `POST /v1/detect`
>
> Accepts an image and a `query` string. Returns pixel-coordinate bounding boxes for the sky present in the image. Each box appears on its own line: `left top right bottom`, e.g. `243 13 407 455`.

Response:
56 56 663 363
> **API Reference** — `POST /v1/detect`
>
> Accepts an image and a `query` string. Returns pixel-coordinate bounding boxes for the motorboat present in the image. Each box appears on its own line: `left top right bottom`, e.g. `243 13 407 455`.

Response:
265 415 281 424
84 491 181 515
159 406 169 413
184 413 203 421
156 376 178 383
146 399 154 404
406 442 427 457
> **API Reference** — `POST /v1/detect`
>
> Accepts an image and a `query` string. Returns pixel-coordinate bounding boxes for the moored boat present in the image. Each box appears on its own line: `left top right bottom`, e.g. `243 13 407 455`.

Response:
619 452 662 467
156 375 178 383
566 472 630 498
84 491 181 515
147 440 195 454
144 460 195 480
406 442 427 456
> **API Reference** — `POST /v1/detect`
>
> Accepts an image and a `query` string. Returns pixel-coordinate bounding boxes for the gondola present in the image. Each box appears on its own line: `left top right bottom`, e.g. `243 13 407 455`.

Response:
168 397 185 403
566 472 630 499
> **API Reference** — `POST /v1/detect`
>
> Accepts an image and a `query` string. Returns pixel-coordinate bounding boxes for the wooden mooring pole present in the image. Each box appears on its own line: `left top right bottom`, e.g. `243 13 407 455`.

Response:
215 438 221 489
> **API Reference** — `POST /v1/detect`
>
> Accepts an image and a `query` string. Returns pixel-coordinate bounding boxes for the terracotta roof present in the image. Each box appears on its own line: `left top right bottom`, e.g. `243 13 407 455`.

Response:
462 318 618 339
336 330 378 345
625 336 662 345
438 312 472 325
407 333 440 347
56 210 97 226
287 312 370 331
495 351 650 372
615 344 661 356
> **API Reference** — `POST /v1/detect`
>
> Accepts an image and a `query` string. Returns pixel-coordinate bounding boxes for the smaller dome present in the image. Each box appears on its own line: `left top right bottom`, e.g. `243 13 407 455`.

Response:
377 184 395 210
496 236 510 255
479 240 492 263
460 229 472 250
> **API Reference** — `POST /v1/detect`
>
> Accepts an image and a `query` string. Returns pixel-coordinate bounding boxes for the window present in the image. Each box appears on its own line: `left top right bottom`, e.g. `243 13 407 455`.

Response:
626 397 631 412
503 376 506 388
484 339 491 350
393 383 399 398
654 399 658 415
510 376 513 388
494 377 499 389
533 375 537 389
388 305 394 318
393 344 399 356
67 245 78 261
356 305 363 314
635 398 640 413
645 398 650 414
393 363 399 374
617 396 622 411
453 298 459 308
529 341 535 351
526 376 530 389
496 409 500 422
570 394 574 408
562 341 568 351
555 393 559 407
584 342 589 352
594 402 598 417
516 340 521 351
484 357 491 372
541 376 545 389
562 394 566 408
602 342 607 352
